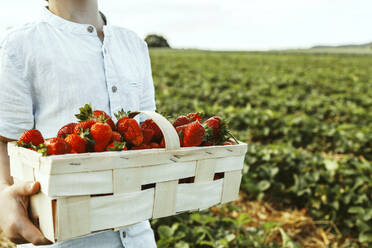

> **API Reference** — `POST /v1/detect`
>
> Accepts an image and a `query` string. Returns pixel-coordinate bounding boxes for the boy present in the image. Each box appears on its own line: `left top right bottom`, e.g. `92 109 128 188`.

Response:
0 0 157 247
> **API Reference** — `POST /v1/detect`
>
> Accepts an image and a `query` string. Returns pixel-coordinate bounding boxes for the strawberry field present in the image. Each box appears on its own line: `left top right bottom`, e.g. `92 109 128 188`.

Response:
1 50 372 248
149 50 372 247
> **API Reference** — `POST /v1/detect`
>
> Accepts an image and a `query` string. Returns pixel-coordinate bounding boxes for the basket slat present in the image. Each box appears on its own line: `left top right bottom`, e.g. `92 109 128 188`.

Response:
39 170 113 197
214 155 245 173
113 167 142 194
37 144 247 175
195 159 216 182
30 193 55 242
142 161 196 185
90 189 154 231
175 179 223 213
56 196 91 241
221 170 242 204
153 180 178 219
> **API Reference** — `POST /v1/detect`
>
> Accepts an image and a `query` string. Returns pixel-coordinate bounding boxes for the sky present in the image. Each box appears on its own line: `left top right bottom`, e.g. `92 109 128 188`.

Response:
0 0 371 51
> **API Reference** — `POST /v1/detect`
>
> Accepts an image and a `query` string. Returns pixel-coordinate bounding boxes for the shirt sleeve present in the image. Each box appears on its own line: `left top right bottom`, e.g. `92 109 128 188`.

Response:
139 42 157 123
0 39 34 140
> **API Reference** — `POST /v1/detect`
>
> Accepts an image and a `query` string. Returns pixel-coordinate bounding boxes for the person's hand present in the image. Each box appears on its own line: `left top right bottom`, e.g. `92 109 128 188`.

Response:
0 181 52 245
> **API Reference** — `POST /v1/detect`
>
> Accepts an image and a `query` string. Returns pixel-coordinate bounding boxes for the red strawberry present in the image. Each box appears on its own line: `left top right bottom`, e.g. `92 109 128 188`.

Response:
142 128 155 144
122 119 143 146
183 121 205 147
74 120 96 134
18 129 44 148
90 121 113 152
187 113 203 122
160 138 165 148
38 137 71 156
203 116 225 145
105 141 127 151
173 116 190 128
141 119 162 141
111 131 123 143
203 116 238 145
131 144 151 150
223 140 237 145
94 110 116 131
94 142 107 152
115 110 143 146
175 124 188 147
57 123 77 138
65 133 87 153
149 142 160 149
75 104 115 131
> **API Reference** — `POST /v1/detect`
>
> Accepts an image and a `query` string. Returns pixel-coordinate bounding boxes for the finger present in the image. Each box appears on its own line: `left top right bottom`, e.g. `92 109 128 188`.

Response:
11 181 40 197
7 234 28 245
18 215 52 245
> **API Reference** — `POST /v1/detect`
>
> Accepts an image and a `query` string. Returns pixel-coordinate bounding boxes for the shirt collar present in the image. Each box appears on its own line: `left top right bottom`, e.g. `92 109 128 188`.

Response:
41 7 109 36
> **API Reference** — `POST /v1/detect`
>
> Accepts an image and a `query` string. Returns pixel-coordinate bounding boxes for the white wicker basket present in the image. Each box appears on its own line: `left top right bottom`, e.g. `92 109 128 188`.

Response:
8 111 247 242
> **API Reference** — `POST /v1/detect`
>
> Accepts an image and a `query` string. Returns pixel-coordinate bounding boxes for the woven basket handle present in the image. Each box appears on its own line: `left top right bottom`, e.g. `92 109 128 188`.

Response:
129 111 181 150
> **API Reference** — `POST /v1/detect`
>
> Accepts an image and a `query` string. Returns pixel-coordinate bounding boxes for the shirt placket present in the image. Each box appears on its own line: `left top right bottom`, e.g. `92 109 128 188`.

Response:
101 30 122 119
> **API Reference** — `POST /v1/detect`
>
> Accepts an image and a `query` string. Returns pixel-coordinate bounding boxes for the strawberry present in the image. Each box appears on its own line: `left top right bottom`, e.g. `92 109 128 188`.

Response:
175 124 188 146
122 119 143 146
94 110 116 131
115 109 143 146
131 144 151 150
141 119 162 141
74 120 96 134
173 116 190 128
142 128 155 144
90 118 113 152
111 131 123 143
223 140 237 146
160 138 165 148
183 121 205 147
38 137 71 156
18 129 44 148
75 104 115 131
57 123 77 138
149 142 160 149
187 112 203 122
105 141 127 151
203 116 238 145
114 109 130 134
94 142 107 152
65 133 87 153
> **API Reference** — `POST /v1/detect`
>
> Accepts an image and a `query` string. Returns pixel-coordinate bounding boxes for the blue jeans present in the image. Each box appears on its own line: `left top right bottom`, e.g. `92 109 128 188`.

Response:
18 221 157 248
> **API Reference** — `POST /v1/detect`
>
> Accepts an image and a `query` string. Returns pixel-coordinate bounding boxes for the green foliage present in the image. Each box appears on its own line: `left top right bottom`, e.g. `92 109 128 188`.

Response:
151 211 294 248
241 143 372 242
149 50 372 246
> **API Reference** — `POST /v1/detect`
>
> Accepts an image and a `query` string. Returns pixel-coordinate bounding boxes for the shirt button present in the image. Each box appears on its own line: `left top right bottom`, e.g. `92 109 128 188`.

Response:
122 231 126 238
112 86 118 93
87 26 94 33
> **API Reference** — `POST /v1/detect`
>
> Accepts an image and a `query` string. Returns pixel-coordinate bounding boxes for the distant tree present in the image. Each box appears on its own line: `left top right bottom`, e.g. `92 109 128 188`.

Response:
145 34 171 48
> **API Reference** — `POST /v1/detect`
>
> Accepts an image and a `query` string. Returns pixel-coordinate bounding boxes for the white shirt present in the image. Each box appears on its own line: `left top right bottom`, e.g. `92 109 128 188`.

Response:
0 7 156 140
0 7 157 248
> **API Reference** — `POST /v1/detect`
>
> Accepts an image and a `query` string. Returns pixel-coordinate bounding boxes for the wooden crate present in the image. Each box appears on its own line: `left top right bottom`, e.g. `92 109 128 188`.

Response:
8 111 247 242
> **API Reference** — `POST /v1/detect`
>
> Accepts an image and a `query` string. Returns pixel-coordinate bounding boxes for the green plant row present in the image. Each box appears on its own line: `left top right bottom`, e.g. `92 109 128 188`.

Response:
151 211 300 248
149 49 372 246
241 143 372 244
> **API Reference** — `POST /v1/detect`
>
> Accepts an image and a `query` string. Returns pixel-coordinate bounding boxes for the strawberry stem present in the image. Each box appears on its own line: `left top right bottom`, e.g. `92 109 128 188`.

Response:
227 130 239 144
